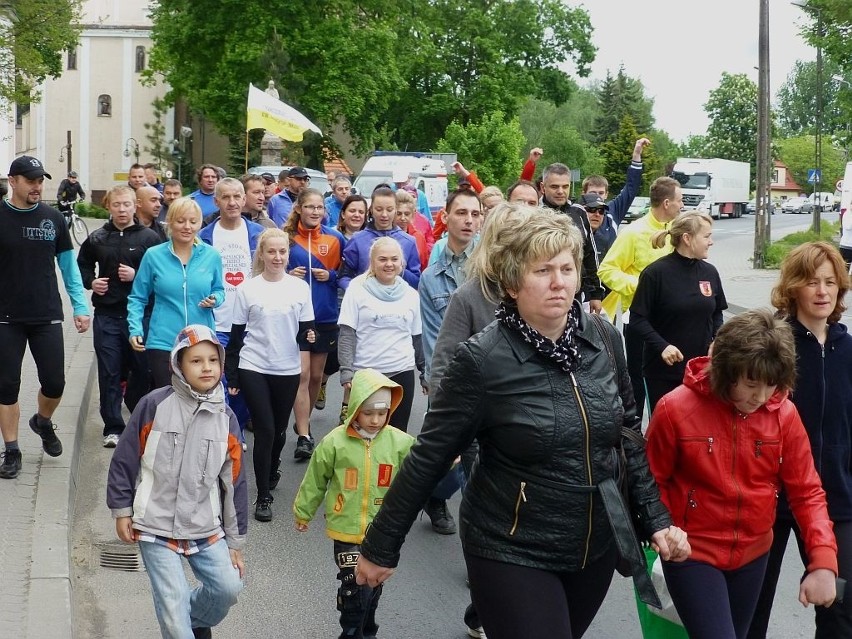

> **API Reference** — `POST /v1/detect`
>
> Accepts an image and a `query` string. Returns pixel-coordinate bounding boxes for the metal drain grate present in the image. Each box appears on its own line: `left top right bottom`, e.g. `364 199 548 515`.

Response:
96 542 145 572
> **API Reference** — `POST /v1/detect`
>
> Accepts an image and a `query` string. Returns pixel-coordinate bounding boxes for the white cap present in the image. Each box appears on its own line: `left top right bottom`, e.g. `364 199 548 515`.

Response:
363 387 392 411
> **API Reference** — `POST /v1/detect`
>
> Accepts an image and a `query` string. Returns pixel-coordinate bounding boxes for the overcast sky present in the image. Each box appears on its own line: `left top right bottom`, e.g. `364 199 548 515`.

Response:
577 1 816 142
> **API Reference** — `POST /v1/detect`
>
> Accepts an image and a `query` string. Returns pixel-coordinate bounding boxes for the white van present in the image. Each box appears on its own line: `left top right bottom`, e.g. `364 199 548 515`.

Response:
840 162 852 222
354 153 449 214
808 191 835 210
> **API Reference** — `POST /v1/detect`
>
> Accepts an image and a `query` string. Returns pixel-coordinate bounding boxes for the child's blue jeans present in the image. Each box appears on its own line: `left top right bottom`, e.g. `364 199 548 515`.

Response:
139 538 243 638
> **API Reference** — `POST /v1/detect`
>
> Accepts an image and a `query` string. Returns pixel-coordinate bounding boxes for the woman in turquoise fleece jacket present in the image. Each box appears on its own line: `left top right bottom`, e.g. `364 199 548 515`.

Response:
128 197 224 388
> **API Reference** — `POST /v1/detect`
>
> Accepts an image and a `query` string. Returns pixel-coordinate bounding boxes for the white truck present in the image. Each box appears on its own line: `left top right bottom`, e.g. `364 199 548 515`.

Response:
353 152 450 215
669 158 751 219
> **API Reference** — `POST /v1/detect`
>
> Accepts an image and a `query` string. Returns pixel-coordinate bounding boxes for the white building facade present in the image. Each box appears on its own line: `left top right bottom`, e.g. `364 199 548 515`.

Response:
14 0 171 200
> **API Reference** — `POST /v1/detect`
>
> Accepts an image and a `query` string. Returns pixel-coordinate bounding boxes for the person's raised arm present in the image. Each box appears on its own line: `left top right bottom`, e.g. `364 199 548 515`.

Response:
607 138 650 225
520 148 543 181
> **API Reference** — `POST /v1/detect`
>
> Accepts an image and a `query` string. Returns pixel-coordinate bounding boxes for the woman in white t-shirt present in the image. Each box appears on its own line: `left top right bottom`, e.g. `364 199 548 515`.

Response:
338 237 424 432
225 228 315 523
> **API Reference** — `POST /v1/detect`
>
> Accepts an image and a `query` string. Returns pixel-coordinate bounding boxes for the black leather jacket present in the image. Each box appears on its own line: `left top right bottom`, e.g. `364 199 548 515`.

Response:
361 307 672 575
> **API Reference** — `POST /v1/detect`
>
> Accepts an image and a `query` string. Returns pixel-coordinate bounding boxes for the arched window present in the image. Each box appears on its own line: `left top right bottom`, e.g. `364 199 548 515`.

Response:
135 46 146 73
67 48 77 70
98 95 112 117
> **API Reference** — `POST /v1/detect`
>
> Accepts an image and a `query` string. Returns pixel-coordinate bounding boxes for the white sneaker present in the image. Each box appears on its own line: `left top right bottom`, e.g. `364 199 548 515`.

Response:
103 434 120 448
467 627 486 639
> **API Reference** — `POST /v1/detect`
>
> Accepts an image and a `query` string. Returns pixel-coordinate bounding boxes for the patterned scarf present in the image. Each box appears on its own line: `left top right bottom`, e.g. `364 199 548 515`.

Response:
495 301 581 373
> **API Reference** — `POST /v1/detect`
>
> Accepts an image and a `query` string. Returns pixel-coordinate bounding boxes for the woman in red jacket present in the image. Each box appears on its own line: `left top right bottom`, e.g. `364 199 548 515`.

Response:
646 309 837 639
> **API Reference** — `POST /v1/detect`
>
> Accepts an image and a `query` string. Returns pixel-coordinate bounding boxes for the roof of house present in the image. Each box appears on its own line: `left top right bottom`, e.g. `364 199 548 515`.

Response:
324 156 353 179
773 160 803 192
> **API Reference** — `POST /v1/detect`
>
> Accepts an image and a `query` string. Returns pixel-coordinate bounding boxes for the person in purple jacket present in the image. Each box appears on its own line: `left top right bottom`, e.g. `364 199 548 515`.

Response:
339 187 421 290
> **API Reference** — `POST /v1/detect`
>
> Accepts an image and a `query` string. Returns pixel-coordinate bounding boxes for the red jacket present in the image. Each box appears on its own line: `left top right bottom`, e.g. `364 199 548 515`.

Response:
646 356 837 573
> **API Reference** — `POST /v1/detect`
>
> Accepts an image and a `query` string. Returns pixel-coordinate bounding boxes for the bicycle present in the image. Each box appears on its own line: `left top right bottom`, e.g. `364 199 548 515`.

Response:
59 200 90 247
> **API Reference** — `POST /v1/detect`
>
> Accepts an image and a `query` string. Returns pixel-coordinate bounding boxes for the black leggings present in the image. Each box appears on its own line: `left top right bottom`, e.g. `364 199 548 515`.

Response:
644 376 680 415
749 518 852 639
663 553 769 639
0 322 65 404
147 349 172 390
238 369 300 500
385 370 415 433
465 551 616 639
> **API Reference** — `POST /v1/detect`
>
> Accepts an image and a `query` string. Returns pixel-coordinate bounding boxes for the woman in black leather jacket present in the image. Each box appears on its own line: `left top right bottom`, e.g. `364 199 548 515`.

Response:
355 208 689 638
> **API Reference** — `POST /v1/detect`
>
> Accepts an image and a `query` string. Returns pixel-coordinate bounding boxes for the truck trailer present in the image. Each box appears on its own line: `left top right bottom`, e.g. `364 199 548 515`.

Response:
670 158 751 219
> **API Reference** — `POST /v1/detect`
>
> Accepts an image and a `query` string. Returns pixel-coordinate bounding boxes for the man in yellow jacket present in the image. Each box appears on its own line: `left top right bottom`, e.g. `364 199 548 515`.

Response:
597 176 683 419
293 368 415 639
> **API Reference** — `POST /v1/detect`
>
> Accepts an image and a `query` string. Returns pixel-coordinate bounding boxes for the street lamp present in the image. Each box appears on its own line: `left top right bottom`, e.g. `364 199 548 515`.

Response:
791 0 822 234
123 137 140 164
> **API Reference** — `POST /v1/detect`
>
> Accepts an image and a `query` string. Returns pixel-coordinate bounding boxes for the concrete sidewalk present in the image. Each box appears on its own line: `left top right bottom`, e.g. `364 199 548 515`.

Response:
10 215 842 637
0 294 95 638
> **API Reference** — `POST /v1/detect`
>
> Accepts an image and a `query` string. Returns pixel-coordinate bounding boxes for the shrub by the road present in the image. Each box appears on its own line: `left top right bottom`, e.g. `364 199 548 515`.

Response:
76 201 109 219
764 221 839 268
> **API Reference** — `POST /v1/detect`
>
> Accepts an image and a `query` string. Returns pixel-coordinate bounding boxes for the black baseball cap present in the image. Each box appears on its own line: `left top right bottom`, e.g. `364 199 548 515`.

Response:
9 156 52 180
287 166 310 179
260 172 275 184
580 193 606 210
68 170 78 178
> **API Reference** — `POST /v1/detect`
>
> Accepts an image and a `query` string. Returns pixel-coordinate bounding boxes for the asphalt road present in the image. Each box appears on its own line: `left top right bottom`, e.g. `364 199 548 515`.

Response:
71 211 836 638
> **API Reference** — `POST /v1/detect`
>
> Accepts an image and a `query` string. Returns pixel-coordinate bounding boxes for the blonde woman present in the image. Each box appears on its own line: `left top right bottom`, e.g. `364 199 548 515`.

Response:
338 237 424 431
629 211 727 413
224 229 315 522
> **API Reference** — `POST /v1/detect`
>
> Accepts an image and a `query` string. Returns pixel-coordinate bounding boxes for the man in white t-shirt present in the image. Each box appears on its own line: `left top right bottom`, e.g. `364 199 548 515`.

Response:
198 178 266 439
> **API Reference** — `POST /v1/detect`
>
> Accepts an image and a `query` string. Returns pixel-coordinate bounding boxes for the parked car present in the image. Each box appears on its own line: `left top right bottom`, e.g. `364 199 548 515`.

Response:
247 165 331 196
622 196 650 224
781 196 814 214
746 198 775 215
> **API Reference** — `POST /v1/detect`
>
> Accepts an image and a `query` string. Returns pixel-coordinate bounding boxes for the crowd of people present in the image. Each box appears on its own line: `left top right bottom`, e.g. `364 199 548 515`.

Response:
2 147 851 639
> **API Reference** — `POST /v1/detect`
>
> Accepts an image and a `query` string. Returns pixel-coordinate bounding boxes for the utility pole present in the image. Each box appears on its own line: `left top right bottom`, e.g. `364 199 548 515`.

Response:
754 0 770 268
813 7 823 234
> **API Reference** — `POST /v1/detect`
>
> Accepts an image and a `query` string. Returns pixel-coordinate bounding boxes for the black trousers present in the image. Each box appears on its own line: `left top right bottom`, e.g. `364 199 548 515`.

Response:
238 369 300 499
623 323 646 420
385 369 415 433
333 541 382 639
465 551 617 639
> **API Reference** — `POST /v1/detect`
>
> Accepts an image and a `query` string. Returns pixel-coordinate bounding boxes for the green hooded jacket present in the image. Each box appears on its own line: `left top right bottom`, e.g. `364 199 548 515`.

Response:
293 369 415 543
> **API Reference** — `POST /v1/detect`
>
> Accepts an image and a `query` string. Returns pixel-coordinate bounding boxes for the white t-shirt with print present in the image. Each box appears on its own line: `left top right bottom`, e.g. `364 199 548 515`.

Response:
212 222 253 332
338 276 421 374
231 274 314 376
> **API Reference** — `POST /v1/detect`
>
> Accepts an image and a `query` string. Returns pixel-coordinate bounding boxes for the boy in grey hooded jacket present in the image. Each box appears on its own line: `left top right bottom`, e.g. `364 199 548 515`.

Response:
107 324 247 638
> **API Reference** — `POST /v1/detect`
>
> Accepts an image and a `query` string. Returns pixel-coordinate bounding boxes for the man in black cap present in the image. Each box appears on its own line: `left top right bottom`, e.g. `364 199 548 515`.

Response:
0 156 91 479
580 192 610 263
56 170 86 218
267 166 310 227
260 172 276 206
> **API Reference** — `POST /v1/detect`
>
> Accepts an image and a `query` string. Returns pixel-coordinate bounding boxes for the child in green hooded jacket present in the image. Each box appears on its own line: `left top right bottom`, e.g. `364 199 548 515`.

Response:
293 368 414 639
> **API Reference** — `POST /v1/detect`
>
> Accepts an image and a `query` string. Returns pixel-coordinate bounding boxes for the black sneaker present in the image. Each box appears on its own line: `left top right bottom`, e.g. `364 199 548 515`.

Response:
29 414 63 457
294 435 314 460
254 496 273 522
0 449 23 479
424 497 457 535
269 467 282 490
192 627 212 639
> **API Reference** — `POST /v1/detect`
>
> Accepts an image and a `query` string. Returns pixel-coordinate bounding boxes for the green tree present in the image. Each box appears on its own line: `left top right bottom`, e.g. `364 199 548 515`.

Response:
599 116 659 196
776 58 844 136
703 73 758 178
0 0 82 108
776 135 847 193
143 97 173 172
383 0 596 150
435 111 525 188
537 124 603 183
592 67 654 144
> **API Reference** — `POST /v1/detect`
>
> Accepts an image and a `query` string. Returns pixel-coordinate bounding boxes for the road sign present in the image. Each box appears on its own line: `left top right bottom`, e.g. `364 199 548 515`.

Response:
807 168 822 184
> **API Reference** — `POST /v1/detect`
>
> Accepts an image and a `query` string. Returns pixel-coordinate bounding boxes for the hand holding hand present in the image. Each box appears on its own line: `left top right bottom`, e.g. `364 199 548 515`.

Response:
92 277 109 296
651 526 690 562
355 555 395 588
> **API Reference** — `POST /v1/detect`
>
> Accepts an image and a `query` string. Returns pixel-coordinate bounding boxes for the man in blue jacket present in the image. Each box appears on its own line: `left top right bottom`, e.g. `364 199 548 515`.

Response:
581 137 650 259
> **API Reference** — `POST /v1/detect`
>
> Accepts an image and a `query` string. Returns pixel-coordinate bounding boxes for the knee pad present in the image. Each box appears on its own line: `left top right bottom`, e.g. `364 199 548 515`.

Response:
336 573 362 614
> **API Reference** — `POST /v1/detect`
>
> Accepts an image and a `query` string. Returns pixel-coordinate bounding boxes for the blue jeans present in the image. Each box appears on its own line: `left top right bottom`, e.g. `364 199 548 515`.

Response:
138 539 243 638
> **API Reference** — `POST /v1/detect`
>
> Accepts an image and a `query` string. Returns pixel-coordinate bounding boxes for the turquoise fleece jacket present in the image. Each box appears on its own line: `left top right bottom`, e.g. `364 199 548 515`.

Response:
127 241 225 351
